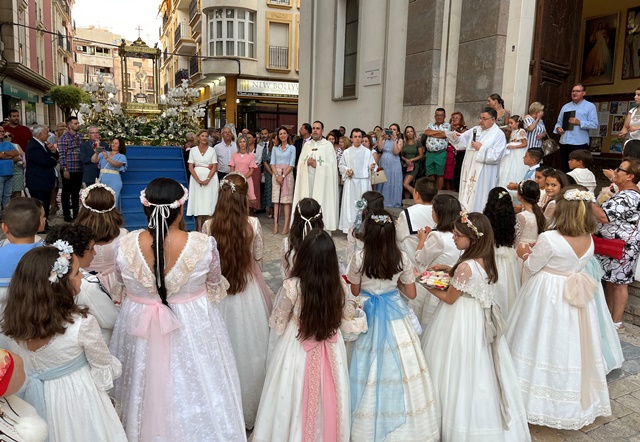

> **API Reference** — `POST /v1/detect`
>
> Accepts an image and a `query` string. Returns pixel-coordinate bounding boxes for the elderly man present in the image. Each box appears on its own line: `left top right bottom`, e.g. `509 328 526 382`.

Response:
423 108 451 190
80 126 109 186
554 83 598 172
213 126 238 182
449 107 507 212
26 125 59 230
292 121 339 230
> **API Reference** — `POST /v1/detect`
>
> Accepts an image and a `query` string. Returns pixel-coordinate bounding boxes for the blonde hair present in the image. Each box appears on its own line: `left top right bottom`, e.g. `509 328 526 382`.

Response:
528 102 544 114
340 136 351 149
553 186 597 236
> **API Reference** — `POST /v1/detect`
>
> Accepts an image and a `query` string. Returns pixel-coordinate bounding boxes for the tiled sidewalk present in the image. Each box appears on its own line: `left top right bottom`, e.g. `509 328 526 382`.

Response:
255 212 640 441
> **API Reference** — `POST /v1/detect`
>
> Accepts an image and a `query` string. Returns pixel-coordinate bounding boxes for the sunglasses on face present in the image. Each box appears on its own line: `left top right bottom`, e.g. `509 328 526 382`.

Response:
616 167 630 174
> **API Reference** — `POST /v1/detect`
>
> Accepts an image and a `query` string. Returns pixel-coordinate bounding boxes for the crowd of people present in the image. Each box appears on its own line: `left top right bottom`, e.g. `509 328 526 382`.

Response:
0 85 637 441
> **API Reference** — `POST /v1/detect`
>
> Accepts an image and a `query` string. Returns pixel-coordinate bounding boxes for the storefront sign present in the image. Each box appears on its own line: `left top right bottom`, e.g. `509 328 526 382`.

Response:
237 79 298 97
42 95 55 105
2 80 39 103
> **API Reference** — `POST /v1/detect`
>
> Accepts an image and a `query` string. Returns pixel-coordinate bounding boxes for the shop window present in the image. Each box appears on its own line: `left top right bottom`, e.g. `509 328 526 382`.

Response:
334 0 359 99
207 8 255 58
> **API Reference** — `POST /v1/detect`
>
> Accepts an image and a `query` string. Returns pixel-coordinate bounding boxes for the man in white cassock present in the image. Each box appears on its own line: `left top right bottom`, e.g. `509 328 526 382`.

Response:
338 128 376 233
291 120 339 230
449 107 507 212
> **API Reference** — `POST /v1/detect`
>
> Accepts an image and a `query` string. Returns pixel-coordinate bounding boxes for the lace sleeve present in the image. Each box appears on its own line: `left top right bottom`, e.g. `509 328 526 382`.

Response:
415 232 444 269
110 238 126 303
543 200 556 221
451 261 493 308
344 228 357 263
79 315 122 390
205 236 229 302
268 278 298 335
398 252 415 285
347 251 363 285
524 233 553 276
280 237 290 280
514 212 525 246
252 217 264 269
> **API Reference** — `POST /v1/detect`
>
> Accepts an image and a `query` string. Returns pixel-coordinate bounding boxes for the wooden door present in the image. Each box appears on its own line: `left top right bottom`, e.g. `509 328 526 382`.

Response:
529 0 583 167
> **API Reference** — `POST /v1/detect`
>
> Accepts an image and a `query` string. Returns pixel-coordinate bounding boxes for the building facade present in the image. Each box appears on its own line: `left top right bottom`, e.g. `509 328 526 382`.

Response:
300 0 640 157
159 0 301 131
0 0 75 126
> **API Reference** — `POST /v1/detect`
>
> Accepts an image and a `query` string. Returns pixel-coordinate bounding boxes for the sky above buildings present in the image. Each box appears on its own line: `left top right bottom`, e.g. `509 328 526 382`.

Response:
73 0 162 46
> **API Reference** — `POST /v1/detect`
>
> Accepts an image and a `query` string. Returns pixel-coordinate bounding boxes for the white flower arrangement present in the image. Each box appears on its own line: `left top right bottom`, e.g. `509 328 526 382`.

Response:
563 189 596 203
49 240 74 284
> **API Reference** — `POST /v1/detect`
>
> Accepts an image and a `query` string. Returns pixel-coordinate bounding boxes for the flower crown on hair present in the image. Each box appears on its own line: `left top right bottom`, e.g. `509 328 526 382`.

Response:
140 184 189 209
371 214 392 224
219 172 247 192
460 211 484 238
80 183 117 213
497 190 508 199
563 189 595 203
49 240 73 284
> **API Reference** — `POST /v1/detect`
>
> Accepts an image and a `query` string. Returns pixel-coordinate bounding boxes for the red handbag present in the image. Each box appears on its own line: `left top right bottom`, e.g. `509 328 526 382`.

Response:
592 235 625 260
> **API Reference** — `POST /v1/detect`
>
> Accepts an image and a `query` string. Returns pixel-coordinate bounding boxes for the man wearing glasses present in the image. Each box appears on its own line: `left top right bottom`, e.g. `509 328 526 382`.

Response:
554 83 598 172
0 127 20 219
448 107 507 212
80 126 109 186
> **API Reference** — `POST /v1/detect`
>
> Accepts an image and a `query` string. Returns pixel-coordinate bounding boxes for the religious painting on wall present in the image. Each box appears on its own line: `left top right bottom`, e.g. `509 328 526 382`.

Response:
579 13 618 86
622 7 640 80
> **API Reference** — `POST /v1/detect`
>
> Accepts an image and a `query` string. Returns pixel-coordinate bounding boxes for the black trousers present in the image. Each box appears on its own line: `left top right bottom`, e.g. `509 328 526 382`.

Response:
61 171 83 219
28 188 52 226
559 143 589 173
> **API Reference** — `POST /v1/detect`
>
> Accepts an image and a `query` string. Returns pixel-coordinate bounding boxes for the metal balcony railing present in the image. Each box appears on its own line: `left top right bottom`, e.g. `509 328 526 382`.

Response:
268 46 289 69
175 23 190 44
189 56 200 77
189 0 199 22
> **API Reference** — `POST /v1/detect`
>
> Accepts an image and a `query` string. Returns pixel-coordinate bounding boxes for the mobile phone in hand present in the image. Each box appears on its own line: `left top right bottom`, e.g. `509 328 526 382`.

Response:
96 146 105 153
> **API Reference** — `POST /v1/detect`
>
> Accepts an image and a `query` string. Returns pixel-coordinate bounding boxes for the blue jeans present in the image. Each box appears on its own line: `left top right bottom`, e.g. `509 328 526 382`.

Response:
0 175 12 213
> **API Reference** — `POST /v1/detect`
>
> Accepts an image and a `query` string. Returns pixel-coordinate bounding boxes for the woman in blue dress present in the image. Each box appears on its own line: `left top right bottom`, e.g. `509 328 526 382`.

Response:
373 123 403 208
92 137 127 208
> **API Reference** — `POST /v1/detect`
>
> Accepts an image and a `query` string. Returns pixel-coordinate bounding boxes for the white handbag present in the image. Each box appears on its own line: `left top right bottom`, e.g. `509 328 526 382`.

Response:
0 395 48 442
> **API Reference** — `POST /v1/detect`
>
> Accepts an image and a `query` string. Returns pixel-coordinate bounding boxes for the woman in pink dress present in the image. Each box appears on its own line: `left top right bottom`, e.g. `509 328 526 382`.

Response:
230 134 258 209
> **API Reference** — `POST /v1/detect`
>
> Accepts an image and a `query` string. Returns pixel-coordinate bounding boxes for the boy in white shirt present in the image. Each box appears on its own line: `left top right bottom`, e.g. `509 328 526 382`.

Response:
567 149 596 193
396 177 438 269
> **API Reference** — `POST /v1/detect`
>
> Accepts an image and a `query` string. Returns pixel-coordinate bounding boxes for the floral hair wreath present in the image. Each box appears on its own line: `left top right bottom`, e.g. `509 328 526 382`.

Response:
140 184 189 209
80 183 117 213
564 189 595 203
459 211 484 238
371 214 392 224
49 240 74 284
219 171 247 192
497 190 508 199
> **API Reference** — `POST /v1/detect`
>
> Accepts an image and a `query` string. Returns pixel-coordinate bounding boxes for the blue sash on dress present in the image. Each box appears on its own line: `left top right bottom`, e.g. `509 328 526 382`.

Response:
20 352 88 423
350 289 408 442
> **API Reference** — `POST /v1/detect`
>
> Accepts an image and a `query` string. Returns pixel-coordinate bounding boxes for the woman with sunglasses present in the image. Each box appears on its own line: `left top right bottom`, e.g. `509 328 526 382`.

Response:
3 131 25 200
592 158 640 334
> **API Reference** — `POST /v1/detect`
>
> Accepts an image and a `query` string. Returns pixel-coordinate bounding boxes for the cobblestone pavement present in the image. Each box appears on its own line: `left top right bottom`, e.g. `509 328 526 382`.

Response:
5 210 639 440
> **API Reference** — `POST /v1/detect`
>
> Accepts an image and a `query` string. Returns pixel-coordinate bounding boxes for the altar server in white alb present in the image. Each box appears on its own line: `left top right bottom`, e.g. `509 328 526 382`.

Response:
338 128 376 233
449 107 507 212
291 121 339 231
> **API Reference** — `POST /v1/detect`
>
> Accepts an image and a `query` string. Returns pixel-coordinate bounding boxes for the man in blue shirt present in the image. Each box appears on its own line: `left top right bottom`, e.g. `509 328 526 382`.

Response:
554 83 598 172
0 126 20 219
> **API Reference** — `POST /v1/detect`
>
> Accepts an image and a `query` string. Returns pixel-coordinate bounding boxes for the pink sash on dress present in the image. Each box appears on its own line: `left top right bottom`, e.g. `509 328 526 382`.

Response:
301 334 338 442
127 289 207 442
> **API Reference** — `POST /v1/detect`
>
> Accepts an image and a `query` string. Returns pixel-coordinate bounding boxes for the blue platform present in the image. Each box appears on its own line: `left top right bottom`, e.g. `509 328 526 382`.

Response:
121 146 195 231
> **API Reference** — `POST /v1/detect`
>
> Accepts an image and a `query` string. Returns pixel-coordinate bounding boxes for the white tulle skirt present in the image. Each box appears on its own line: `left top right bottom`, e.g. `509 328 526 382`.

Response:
494 246 520 317
423 296 531 441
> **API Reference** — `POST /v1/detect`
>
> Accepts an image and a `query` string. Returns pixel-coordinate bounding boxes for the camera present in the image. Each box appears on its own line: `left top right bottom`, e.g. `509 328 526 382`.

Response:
384 129 393 136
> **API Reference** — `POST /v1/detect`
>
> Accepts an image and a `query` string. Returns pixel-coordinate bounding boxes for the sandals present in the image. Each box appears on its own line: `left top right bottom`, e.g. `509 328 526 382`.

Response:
614 322 626 334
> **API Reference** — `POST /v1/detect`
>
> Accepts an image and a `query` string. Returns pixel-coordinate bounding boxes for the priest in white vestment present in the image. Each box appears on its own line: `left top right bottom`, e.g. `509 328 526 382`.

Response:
291 121 339 230
449 107 507 212
338 129 376 233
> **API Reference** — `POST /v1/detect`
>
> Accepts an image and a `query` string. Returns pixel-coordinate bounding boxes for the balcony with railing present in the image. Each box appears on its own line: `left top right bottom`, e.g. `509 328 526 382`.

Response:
162 14 169 35
57 32 71 56
54 0 71 20
175 68 189 86
189 55 201 78
174 23 196 53
189 0 199 23
268 46 289 70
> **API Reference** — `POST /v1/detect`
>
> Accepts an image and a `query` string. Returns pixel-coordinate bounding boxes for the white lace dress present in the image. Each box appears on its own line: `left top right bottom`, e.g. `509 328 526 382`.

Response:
506 231 611 430
494 245 519 317
211 216 271 430
13 314 127 442
348 251 440 442
253 278 351 442
109 231 246 441
498 128 529 189
86 227 128 293
422 260 531 441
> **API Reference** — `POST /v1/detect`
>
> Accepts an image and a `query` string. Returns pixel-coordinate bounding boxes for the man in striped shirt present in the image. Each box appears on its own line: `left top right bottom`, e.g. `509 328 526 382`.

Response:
58 116 83 222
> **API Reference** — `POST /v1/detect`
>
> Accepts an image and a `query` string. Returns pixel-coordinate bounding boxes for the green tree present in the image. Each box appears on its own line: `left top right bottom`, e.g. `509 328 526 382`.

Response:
48 85 91 119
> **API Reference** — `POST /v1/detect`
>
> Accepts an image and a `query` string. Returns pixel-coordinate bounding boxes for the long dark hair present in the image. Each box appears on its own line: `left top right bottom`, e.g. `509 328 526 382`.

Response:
518 180 546 235
451 213 498 283
361 210 403 280
432 194 461 232
483 187 516 247
290 229 344 342
353 191 384 241
208 173 253 294
143 178 185 307
285 198 324 275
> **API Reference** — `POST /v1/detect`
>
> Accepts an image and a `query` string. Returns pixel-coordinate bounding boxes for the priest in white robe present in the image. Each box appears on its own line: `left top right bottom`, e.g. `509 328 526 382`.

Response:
338 128 376 233
449 107 507 212
291 121 339 230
